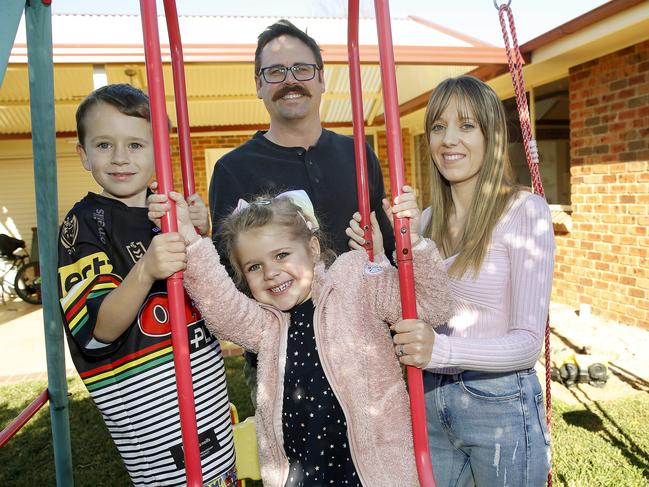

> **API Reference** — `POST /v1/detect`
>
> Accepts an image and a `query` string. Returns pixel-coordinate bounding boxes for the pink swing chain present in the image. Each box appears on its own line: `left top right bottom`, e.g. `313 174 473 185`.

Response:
495 2 553 486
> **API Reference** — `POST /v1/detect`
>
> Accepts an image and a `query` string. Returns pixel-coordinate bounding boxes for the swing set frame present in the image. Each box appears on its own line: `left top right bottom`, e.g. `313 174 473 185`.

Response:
0 1 551 486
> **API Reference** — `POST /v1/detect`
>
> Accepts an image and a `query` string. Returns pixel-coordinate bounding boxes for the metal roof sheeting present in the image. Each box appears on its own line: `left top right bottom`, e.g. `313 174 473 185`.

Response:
2 14 503 135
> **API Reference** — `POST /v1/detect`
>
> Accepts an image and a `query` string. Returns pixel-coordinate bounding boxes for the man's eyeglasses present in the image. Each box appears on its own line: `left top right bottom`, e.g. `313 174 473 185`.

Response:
258 63 321 84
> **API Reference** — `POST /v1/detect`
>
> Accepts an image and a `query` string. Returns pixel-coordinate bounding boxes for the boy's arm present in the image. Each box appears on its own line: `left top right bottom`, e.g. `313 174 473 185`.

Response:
58 206 187 354
58 209 123 356
93 232 186 342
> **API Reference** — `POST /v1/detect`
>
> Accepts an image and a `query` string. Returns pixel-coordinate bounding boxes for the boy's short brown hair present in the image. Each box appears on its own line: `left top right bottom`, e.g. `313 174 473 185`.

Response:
75 84 150 146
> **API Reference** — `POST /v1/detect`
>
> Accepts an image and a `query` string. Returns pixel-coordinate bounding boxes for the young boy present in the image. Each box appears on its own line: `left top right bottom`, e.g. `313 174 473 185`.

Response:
57 84 237 486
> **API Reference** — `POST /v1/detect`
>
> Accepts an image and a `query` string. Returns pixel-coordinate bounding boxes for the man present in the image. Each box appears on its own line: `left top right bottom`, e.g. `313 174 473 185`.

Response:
209 19 395 404
209 19 394 257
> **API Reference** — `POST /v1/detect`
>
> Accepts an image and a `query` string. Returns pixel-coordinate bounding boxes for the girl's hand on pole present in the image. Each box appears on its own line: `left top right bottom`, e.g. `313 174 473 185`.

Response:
147 191 200 245
390 318 436 368
346 210 384 256
391 186 421 246
186 193 210 237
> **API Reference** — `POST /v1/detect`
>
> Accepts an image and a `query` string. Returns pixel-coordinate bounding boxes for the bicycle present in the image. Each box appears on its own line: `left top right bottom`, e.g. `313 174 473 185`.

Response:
0 234 42 305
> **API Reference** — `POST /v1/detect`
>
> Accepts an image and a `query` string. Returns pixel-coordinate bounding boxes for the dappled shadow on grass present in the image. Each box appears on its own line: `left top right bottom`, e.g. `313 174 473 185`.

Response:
563 409 604 432
562 387 649 483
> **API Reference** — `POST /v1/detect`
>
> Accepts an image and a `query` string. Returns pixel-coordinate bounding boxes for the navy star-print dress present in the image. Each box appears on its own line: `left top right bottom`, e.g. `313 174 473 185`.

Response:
282 299 361 487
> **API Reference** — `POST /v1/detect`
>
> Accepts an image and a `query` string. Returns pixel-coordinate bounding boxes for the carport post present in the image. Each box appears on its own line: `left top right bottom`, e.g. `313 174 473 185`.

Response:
25 1 74 485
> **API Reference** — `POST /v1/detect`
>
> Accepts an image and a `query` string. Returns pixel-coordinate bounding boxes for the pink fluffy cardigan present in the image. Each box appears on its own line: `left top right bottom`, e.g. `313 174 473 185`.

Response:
183 238 452 486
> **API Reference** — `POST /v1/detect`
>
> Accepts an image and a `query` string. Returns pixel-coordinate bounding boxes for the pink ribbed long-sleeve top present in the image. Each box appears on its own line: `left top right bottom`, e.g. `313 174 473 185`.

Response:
421 191 555 374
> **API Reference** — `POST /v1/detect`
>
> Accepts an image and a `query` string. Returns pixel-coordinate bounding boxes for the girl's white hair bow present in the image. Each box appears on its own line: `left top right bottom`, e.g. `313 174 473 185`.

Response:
232 189 319 232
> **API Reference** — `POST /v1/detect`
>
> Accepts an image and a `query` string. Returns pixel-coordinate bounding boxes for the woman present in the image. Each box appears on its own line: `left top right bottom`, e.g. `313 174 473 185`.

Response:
391 75 554 486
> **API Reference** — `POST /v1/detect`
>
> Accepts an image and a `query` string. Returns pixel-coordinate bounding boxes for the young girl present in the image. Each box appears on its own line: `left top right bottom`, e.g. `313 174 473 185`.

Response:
149 188 452 487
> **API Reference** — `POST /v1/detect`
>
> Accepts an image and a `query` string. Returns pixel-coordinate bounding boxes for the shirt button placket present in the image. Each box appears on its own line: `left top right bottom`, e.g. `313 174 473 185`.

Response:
304 148 320 185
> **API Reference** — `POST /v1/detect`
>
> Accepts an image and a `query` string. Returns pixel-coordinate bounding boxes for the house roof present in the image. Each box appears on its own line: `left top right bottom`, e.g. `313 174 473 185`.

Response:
1 14 506 136
398 0 649 131
487 0 649 97
8 14 501 64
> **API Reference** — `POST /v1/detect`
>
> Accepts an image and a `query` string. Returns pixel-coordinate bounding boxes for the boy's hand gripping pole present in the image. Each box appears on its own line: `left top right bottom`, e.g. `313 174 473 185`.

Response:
139 1 203 485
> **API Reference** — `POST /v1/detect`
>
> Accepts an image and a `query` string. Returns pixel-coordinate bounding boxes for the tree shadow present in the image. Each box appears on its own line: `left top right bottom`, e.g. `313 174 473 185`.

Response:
562 409 604 431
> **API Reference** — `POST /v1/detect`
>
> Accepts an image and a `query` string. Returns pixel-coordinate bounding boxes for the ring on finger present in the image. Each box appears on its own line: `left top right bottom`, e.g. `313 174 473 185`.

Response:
398 344 405 357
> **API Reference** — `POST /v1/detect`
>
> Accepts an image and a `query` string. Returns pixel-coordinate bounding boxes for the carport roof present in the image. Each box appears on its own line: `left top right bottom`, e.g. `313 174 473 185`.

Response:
1 14 506 136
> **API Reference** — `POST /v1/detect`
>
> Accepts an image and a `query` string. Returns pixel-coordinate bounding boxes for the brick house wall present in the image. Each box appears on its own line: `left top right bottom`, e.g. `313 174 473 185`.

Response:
376 128 413 197
169 133 251 203
555 40 649 328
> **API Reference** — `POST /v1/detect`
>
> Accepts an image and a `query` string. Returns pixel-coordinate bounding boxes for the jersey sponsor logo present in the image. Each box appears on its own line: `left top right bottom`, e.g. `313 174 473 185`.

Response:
59 252 113 294
138 292 202 337
169 428 224 471
60 214 79 253
126 241 147 263
92 208 107 244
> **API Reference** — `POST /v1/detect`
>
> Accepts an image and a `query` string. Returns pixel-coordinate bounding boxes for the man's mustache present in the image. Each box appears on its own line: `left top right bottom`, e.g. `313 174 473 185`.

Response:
272 85 312 101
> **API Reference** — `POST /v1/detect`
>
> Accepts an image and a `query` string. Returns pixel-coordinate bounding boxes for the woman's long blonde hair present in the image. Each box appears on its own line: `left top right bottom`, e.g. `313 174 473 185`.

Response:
423 76 520 278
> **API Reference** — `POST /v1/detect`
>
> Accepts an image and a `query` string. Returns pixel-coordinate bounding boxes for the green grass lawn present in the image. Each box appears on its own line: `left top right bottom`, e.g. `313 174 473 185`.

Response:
1 357 648 486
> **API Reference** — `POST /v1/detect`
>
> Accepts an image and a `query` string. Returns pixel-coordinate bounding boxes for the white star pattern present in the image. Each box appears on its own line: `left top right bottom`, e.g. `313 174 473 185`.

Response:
281 300 361 486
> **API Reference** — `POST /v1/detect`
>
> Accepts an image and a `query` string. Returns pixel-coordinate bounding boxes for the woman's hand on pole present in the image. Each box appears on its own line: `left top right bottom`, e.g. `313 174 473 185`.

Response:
390 186 422 247
391 318 436 368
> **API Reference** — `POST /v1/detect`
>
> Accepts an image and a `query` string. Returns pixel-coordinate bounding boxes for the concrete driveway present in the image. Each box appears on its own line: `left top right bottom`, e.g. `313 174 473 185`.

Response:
0 298 75 383
0 297 243 384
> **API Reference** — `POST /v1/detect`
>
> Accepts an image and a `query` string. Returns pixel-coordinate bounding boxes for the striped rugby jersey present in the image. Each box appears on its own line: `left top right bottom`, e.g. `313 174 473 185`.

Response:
58 193 236 486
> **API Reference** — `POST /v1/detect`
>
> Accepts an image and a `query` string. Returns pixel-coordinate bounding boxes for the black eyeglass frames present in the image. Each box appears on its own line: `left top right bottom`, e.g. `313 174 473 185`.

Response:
258 63 321 84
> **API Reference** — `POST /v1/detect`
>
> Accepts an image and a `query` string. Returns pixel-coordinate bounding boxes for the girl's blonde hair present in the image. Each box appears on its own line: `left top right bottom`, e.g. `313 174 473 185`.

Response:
218 193 334 294
423 75 521 278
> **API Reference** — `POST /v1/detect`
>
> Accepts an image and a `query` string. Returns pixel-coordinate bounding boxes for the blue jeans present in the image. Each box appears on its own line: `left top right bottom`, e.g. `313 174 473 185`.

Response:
424 369 551 487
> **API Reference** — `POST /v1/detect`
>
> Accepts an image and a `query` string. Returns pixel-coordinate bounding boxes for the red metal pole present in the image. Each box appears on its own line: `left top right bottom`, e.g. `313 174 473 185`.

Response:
162 0 195 198
374 1 436 485
139 2 203 485
347 0 374 261
0 389 49 448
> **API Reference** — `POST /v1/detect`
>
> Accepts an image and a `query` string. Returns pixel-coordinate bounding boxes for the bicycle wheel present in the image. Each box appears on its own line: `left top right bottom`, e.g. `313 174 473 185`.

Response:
15 261 42 305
